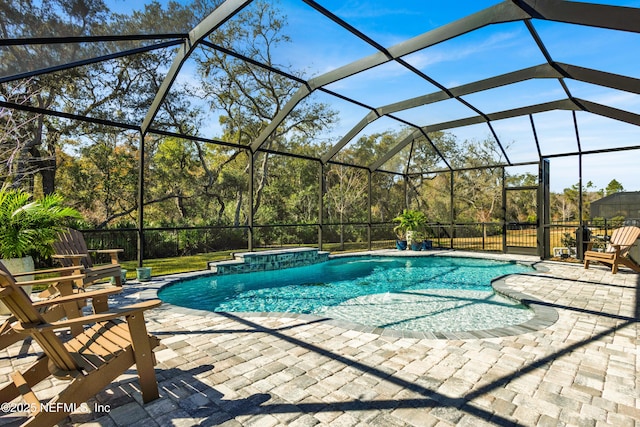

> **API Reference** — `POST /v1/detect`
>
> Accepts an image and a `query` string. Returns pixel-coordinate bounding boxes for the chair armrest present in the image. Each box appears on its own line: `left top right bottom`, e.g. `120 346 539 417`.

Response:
609 244 624 254
52 254 86 267
52 254 86 260
10 265 83 277
12 274 85 288
16 299 162 332
32 286 122 308
88 249 123 264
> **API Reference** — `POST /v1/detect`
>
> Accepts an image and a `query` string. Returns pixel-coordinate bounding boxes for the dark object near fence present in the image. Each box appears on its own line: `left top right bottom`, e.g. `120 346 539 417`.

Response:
575 226 592 260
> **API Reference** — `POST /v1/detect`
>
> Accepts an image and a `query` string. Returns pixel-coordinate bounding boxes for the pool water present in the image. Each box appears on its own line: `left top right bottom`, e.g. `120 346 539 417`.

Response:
159 255 534 332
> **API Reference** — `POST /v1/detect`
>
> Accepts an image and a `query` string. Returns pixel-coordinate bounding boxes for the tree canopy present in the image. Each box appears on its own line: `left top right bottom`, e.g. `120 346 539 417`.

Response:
0 0 633 245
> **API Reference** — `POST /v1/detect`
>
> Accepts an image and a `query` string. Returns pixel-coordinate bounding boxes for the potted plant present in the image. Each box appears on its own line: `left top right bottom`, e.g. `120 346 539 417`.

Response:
393 224 407 250
422 237 433 250
393 209 428 250
0 189 81 312
410 231 425 251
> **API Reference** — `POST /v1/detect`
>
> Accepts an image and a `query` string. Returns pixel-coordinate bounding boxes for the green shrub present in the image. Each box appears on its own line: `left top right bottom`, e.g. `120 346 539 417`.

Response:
0 189 81 258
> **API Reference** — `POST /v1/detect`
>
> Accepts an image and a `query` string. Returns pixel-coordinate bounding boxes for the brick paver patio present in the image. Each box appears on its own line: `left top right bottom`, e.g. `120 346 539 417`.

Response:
1 251 638 426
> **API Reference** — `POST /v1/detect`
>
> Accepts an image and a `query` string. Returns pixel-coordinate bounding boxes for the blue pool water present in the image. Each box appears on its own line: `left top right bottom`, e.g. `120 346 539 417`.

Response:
159 256 535 332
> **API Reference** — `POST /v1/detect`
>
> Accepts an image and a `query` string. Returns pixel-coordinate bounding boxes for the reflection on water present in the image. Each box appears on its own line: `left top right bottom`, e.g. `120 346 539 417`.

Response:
158 255 533 332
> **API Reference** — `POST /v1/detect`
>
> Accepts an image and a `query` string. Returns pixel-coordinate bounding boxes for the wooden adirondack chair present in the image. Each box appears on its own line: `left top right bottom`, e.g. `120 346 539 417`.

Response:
53 228 124 286
0 267 161 426
0 263 122 351
584 226 640 274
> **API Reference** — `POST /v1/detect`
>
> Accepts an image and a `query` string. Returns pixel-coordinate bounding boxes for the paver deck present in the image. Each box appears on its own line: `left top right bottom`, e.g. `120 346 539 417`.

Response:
1 250 638 426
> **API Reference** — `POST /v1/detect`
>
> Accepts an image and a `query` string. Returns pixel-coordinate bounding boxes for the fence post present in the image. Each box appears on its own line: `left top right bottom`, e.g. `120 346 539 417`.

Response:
367 170 372 251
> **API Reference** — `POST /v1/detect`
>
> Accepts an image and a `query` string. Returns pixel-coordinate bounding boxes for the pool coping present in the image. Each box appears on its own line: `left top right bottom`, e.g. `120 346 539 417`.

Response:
141 250 559 340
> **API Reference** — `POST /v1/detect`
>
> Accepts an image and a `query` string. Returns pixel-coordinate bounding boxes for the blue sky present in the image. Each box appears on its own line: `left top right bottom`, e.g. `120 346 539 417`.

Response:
104 0 640 193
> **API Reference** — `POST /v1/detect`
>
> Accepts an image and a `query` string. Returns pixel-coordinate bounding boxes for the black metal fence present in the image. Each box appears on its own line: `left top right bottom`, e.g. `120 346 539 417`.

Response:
77 218 639 263
545 218 640 258
81 226 249 262
53 219 640 266
77 221 527 261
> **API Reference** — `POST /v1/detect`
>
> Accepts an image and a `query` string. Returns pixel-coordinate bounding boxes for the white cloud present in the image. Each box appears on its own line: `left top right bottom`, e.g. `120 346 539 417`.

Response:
405 30 522 70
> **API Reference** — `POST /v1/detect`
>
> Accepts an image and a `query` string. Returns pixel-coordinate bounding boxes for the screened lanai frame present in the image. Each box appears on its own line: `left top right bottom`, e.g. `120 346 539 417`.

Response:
1 0 640 265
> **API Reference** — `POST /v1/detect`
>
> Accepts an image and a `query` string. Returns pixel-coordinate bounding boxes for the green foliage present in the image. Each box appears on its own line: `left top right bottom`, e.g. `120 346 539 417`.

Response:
561 232 576 248
392 209 428 239
0 189 82 258
451 138 504 224
8 0 621 252
605 179 624 196
120 251 237 278
609 215 625 227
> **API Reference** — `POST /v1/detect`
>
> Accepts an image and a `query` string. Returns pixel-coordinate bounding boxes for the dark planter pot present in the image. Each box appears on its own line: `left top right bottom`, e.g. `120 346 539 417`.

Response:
422 240 432 250
396 240 407 250
410 241 422 251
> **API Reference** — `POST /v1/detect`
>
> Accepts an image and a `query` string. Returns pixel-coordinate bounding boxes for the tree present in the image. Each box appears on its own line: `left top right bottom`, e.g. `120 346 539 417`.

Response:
0 79 43 190
605 179 624 196
0 0 110 194
551 181 603 222
2 0 197 220
58 132 139 227
405 131 458 222
325 164 367 248
346 132 404 223
505 173 537 223
452 138 503 225
195 1 337 224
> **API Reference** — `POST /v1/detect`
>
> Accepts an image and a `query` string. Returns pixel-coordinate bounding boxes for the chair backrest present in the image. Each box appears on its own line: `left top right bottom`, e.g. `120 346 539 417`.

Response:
53 228 94 268
0 265 81 374
607 226 640 254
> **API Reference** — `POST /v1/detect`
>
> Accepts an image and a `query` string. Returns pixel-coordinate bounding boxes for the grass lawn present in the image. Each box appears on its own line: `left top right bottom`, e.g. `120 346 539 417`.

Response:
120 251 235 279
119 242 388 279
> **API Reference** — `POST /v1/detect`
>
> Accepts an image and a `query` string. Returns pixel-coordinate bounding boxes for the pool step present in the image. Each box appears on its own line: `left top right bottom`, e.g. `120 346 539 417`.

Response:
209 247 330 275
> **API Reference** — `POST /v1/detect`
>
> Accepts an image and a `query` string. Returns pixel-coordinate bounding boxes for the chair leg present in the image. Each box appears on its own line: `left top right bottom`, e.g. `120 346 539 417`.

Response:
126 314 159 403
20 377 87 427
22 357 131 427
620 257 640 273
0 357 49 403
90 295 110 313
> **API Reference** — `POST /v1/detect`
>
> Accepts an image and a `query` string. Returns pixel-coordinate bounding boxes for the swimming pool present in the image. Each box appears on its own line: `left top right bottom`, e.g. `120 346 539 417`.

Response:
159 255 535 333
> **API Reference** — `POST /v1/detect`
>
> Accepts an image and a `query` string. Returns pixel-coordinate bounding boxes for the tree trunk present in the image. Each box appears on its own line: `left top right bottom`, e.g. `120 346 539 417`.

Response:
234 190 243 227
253 150 270 215
339 210 344 250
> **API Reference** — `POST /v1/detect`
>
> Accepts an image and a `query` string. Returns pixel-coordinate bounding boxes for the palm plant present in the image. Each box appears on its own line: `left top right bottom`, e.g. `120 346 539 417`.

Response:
393 209 428 244
0 189 82 259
